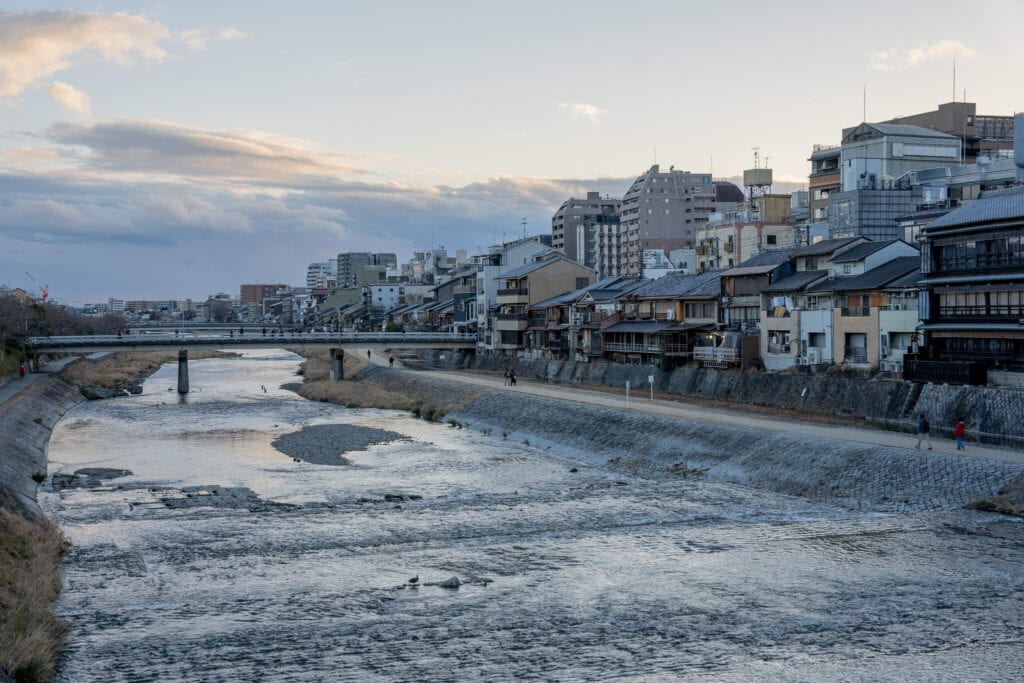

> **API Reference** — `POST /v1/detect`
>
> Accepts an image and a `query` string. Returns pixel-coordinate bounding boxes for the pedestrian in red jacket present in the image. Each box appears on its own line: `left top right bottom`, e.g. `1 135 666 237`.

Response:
953 417 966 451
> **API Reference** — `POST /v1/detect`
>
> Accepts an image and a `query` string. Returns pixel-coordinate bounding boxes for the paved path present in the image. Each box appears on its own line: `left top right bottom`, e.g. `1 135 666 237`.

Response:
359 350 1024 467
0 356 82 410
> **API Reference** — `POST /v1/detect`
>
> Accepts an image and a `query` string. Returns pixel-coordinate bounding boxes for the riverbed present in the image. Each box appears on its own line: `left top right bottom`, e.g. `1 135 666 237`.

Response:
41 351 1024 681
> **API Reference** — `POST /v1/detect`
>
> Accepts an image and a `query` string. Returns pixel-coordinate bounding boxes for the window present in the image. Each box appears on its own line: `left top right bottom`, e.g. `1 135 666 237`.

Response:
766 235 777 245
575 277 589 289
843 264 851 274
804 257 818 270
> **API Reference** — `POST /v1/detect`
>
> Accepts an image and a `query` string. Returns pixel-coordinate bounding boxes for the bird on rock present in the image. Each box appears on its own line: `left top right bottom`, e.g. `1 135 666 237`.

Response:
408 575 419 585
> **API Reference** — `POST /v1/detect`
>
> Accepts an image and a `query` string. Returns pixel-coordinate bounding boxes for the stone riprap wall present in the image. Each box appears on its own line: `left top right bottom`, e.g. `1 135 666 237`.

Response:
0 377 84 517
445 391 1024 514
423 351 1024 448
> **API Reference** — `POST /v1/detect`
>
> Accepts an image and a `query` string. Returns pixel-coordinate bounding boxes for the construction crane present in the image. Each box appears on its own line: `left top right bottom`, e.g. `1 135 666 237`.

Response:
24 272 49 301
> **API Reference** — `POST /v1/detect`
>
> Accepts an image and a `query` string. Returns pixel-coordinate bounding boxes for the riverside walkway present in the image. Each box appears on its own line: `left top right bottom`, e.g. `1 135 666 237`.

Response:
365 352 1024 467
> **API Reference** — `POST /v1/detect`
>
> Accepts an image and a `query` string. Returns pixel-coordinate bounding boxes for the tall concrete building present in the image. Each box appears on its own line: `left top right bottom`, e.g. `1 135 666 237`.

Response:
306 261 336 289
240 283 288 306
828 123 962 241
617 165 716 276
551 191 621 270
336 252 397 288
881 101 1014 164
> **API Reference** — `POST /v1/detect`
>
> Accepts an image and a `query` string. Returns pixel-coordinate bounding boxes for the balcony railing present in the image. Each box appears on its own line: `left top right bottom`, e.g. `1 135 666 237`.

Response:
841 306 870 317
497 287 529 297
767 343 791 354
903 357 987 386
453 285 476 295
693 347 739 362
764 309 790 318
545 339 570 351
603 341 660 353
662 343 691 355
495 312 528 321
844 347 868 363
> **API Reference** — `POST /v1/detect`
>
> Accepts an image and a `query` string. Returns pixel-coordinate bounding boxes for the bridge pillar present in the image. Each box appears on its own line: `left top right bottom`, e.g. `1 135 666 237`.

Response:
177 350 189 394
330 349 344 381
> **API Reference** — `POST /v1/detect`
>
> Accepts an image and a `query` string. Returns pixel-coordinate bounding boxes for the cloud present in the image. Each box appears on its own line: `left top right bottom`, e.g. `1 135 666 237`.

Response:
1 117 633 299
870 40 976 72
0 11 169 98
44 81 90 113
175 26 248 50
48 120 371 187
557 101 607 125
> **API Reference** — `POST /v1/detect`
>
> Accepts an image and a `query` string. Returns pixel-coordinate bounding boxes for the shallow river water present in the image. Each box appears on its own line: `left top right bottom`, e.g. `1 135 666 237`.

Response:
42 351 1024 681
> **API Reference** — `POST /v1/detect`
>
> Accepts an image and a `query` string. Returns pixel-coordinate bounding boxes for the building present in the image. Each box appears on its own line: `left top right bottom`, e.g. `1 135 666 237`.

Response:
603 270 720 367
911 187 1024 385
552 191 620 269
718 249 797 331
306 261 336 289
617 165 716 276
494 254 596 353
829 123 962 241
470 236 553 350
336 252 397 288
881 101 1014 164
697 194 798 271
808 144 841 223
240 284 288 306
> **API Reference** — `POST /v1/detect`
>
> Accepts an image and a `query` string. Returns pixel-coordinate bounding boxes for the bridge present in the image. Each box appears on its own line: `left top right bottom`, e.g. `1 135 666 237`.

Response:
27 332 476 394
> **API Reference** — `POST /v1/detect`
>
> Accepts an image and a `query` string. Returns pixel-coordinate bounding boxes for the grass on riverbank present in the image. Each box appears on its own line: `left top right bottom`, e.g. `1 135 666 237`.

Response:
296 351 469 419
0 502 67 683
61 351 235 389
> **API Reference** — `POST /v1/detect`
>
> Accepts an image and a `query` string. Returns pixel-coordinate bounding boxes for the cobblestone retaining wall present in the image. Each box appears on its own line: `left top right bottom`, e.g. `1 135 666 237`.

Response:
424 351 1024 448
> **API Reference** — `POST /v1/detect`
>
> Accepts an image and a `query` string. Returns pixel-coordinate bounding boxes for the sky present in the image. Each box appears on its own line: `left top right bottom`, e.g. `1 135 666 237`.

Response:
2 1 1023 302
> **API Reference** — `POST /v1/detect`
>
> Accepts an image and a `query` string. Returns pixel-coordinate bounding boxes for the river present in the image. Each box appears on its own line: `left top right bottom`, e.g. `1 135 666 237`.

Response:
41 351 1024 681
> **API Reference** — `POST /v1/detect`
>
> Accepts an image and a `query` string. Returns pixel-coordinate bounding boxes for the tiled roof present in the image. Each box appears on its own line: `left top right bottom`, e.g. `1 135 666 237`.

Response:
829 240 902 263
720 249 796 277
792 236 864 257
496 256 568 280
761 270 828 293
924 188 1024 230
628 270 720 299
815 257 920 293
885 268 924 289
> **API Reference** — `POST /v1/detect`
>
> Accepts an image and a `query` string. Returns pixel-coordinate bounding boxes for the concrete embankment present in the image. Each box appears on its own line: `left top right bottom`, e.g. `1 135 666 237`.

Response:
0 376 85 518
349 363 1024 515
424 351 1024 450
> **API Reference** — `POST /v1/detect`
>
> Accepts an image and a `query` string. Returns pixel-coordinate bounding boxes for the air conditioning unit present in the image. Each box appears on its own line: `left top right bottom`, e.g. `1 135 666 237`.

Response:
795 356 807 366
666 310 675 320
570 313 582 326
807 348 821 364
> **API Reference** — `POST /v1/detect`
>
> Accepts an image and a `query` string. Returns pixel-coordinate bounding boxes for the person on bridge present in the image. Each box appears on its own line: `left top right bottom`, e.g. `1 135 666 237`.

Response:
18 365 26 380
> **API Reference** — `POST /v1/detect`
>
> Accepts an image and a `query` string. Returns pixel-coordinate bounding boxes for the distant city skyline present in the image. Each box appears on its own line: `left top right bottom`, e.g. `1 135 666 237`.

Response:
2 1 1023 301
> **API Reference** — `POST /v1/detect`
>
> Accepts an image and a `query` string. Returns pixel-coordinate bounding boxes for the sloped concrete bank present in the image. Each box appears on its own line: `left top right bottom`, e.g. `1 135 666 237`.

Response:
426 351 1024 449
349 365 1024 514
0 376 85 518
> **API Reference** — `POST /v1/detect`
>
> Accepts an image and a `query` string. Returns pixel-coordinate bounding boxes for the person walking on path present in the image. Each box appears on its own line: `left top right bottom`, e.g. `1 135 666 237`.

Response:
389 356 395 368
953 416 967 451
509 369 517 387
367 350 372 361
18 364 25 380
915 414 932 450
503 369 510 386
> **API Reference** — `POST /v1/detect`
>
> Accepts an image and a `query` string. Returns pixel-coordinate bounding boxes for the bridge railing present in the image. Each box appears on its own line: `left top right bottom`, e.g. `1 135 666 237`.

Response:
27 332 478 347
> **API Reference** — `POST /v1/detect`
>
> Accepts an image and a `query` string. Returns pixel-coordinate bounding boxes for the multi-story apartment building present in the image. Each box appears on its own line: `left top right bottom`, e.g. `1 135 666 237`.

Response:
808 144 841 224
306 261 336 289
881 101 1014 164
617 165 716 276
240 283 288 306
552 191 620 270
471 236 553 350
336 252 397 288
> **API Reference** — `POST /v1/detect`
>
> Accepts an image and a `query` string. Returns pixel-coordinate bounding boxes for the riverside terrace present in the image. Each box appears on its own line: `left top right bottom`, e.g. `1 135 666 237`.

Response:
26 332 476 394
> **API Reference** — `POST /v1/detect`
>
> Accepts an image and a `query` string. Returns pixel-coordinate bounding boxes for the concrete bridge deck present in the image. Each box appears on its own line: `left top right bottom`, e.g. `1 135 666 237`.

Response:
26 332 476 354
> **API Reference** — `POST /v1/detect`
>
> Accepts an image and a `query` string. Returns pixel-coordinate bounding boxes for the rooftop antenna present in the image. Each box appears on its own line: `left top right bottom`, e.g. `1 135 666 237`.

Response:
752 147 760 169
862 84 866 123
521 217 527 239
